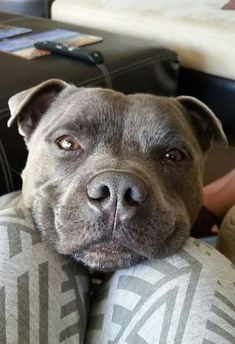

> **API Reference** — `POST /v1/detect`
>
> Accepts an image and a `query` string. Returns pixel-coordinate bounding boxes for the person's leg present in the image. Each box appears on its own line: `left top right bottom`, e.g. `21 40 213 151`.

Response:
0 206 90 344
203 168 235 219
217 203 235 265
86 238 235 344
191 169 235 238
204 168 235 195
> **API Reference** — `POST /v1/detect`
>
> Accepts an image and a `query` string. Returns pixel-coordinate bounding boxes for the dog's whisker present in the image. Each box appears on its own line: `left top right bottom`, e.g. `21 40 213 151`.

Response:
9 165 23 177
163 242 169 256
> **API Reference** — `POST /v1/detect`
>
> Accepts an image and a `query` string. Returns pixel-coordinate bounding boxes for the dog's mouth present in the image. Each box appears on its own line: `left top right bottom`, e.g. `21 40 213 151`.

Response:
81 240 129 254
32 197 191 271
72 239 145 271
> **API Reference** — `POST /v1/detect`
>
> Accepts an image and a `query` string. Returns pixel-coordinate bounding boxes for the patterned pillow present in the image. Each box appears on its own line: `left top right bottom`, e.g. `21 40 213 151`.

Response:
1 205 235 344
0 206 90 343
86 238 235 344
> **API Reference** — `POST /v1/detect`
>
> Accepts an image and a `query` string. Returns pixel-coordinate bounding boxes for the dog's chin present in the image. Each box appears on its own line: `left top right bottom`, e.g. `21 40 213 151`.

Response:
72 240 145 271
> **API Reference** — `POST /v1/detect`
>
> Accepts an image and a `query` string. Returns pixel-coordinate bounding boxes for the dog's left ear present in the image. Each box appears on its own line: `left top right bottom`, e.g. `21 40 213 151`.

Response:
7 79 69 139
177 96 228 152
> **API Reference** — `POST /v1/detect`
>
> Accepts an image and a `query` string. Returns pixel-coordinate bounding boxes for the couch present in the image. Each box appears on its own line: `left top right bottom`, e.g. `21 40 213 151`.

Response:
51 0 235 183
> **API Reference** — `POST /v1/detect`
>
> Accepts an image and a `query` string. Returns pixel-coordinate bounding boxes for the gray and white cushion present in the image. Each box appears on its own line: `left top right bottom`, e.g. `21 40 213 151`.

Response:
0 206 89 344
86 238 235 344
0 204 235 344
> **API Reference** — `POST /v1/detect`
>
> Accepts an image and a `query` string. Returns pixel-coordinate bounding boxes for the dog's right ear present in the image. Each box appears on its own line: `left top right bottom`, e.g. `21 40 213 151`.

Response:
8 79 69 139
176 96 228 152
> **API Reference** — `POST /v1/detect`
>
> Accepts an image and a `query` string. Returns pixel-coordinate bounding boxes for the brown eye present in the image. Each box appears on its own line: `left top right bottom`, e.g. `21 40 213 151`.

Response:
164 149 185 162
56 135 81 151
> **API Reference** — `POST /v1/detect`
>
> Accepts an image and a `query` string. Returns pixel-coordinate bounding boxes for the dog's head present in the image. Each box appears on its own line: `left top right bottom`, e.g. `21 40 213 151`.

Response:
8 79 227 271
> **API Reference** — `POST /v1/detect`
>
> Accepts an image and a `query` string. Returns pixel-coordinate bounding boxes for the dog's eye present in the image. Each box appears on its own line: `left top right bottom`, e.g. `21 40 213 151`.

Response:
164 149 185 163
56 135 81 151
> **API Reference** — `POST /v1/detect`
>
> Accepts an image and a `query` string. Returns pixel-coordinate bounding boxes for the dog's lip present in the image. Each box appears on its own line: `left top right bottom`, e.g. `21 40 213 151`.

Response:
72 239 144 270
77 240 131 255
72 238 152 263
71 239 144 265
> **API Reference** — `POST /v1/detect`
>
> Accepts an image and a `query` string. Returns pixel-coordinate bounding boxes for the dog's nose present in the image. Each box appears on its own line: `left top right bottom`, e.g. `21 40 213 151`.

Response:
86 172 148 221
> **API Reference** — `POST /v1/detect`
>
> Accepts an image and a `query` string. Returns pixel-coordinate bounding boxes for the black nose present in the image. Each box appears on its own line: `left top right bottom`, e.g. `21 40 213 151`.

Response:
86 172 148 221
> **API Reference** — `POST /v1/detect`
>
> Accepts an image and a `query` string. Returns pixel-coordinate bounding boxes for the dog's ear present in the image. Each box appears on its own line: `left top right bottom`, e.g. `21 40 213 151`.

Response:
8 79 69 139
176 96 228 152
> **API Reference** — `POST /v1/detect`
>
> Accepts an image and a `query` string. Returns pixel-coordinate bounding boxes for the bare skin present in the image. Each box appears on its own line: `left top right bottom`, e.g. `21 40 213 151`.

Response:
203 168 235 220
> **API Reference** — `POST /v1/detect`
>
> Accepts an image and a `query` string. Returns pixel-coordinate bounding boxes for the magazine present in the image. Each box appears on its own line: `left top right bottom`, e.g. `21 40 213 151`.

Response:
0 28 103 59
0 24 32 39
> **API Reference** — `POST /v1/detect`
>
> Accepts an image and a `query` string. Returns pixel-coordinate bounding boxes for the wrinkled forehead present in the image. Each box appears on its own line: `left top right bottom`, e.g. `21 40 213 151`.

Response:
40 88 195 152
53 89 181 126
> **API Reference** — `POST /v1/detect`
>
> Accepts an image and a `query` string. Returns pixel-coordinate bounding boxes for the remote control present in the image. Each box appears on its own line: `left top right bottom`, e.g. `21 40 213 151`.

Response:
34 40 104 64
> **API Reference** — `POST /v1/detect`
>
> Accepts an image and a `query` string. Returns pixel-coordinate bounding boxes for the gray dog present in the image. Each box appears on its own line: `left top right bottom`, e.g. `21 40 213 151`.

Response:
8 79 227 271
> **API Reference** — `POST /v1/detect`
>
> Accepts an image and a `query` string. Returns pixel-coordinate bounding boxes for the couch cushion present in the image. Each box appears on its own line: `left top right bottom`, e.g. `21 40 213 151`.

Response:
1 202 235 343
52 0 235 79
0 204 90 343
